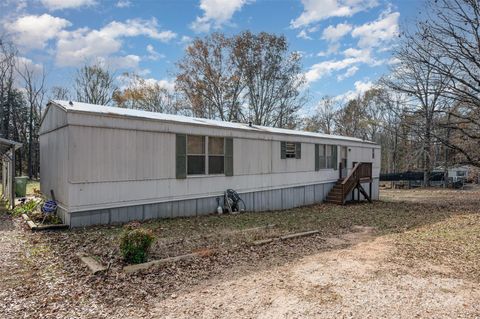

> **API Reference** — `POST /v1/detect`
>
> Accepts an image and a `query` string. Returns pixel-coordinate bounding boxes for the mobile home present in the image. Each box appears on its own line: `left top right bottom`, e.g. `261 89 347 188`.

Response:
40 100 381 227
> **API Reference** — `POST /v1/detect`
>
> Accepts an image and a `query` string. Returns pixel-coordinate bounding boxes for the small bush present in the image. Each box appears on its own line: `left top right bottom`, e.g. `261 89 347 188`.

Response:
119 225 155 264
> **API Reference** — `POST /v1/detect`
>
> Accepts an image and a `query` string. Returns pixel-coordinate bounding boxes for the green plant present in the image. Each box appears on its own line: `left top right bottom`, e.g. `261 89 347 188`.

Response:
119 225 156 264
12 199 40 217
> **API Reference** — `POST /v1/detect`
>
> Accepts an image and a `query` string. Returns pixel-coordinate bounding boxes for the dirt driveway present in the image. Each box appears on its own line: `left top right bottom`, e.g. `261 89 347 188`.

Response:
153 226 480 318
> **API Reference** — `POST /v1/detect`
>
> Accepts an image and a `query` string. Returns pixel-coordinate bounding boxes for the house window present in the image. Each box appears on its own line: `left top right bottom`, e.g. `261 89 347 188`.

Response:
318 144 326 168
316 144 337 169
340 146 347 169
372 148 375 159
326 145 333 168
326 145 337 169
208 137 224 174
281 141 301 159
285 142 296 158
187 135 205 175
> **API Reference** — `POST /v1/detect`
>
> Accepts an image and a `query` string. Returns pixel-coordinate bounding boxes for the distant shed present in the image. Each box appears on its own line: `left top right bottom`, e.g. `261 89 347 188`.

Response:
0 137 22 208
39 100 381 227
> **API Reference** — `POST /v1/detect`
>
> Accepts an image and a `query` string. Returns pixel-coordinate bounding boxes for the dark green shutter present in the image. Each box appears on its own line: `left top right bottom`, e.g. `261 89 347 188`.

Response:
295 142 301 159
225 137 233 176
333 145 338 170
280 141 286 159
315 144 319 171
176 134 187 179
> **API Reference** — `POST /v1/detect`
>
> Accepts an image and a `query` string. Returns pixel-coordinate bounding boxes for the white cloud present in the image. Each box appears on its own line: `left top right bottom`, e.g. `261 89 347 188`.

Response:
191 0 251 33
108 55 141 69
1 0 28 11
336 80 374 101
337 65 359 81
321 23 352 42
297 25 320 40
316 42 340 57
343 47 364 58
306 48 373 83
55 19 176 67
4 14 71 49
180 35 193 43
117 74 175 92
153 79 175 92
291 0 378 28
351 11 399 48
387 57 400 65
99 19 176 42
297 30 312 40
116 0 131 8
305 58 356 83
146 44 164 61
41 0 96 10
15 56 43 72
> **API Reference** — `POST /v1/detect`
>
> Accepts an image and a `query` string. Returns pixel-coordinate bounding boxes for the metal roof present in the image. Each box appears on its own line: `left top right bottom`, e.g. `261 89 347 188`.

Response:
49 100 377 145
0 137 22 157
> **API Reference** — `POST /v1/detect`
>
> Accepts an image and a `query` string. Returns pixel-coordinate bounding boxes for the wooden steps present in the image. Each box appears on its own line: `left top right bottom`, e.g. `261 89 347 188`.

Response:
324 162 373 205
325 180 345 204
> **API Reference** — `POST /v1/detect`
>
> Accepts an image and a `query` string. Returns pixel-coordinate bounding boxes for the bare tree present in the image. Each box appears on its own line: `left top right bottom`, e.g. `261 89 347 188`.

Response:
74 63 117 105
175 31 307 127
113 73 180 114
176 33 244 120
304 96 337 134
381 29 450 185
412 0 480 166
235 31 306 127
375 89 406 173
0 38 17 140
362 88 384 141
334 96 369 139
16 59 46 179
50 86 70 100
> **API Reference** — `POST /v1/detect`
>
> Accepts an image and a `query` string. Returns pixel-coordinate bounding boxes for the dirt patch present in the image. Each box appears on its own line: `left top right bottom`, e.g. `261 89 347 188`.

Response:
152 230 480 318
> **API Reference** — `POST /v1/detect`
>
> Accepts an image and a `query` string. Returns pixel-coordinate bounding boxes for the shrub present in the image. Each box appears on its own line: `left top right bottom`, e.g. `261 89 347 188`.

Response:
119 225 155 264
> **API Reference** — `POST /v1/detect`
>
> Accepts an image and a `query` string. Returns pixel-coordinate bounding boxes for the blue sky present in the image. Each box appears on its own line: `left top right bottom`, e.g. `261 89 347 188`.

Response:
0 0 422 112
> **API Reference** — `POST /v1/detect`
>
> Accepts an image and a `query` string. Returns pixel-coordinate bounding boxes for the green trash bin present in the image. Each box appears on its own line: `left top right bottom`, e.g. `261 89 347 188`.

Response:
15 176 28 197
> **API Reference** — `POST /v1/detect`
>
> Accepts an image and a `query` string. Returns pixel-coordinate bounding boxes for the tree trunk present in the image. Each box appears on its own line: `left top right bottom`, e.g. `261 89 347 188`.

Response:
423 118 432 187
28 102 33 179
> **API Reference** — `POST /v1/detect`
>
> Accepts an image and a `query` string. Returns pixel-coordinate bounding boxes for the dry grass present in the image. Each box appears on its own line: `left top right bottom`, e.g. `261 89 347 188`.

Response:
0 186 479 318
26 180 40 196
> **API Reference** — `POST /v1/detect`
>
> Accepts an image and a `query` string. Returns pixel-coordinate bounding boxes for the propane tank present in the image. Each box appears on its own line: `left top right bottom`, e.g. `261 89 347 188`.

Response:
216 197 223 214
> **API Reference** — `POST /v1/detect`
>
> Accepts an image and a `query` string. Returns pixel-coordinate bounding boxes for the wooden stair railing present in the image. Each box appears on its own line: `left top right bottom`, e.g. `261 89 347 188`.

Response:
325 162 373 205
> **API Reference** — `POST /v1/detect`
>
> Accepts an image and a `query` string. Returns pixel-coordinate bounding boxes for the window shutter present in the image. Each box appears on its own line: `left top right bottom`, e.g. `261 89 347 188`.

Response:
295 142 301 159
225 137 234 176
280 141 286 159
176 134 187 179
333 145 338 170
315 144 319 171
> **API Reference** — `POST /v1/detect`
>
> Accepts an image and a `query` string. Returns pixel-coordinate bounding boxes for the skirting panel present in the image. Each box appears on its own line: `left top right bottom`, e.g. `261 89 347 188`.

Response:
67 181 340 227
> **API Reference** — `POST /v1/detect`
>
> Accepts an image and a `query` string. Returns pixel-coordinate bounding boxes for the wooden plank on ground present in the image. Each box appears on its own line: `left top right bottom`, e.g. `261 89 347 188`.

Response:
280 230 319 240
252 238 275 246
123 253 199 274
77 253 107 274
252 230 320 246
